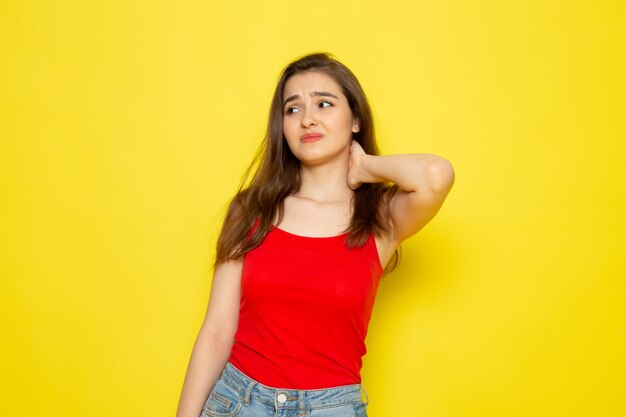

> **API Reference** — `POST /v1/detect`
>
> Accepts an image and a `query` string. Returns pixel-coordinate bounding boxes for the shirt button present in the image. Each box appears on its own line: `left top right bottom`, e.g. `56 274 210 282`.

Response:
277 393 287 403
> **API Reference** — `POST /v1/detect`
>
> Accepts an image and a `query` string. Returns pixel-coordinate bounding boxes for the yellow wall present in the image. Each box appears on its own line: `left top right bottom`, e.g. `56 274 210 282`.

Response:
1 1 624 416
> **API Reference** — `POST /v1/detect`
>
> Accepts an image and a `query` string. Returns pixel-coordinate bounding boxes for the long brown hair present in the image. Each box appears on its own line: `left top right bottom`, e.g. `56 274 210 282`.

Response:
214 52 400 272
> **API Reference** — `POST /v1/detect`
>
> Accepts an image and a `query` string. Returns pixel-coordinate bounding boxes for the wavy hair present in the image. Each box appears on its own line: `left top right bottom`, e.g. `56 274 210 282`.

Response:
214 52 400 272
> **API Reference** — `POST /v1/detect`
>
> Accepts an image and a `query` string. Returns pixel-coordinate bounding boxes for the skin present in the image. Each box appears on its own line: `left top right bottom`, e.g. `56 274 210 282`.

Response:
282 71 360 167
176 70 455 417
278 70 455 266
274 71 364 250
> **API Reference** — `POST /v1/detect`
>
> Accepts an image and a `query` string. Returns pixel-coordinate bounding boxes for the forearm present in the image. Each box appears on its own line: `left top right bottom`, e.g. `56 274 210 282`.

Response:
357 153 454 193
176 329 234 417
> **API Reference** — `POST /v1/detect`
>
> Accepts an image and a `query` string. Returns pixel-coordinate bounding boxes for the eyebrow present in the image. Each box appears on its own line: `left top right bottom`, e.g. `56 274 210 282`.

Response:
283 91 339 107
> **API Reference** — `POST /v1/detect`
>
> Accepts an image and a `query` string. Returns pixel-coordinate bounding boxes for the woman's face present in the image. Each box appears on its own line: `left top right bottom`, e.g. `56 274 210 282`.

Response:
282 71 359 166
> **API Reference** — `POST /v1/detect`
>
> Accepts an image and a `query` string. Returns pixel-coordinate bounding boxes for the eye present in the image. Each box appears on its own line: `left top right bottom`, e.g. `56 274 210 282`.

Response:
285 107 300 115
319 100 332 108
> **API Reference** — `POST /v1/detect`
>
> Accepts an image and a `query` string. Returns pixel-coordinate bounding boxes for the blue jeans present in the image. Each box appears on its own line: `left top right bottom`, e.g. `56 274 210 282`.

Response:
200 362 369 417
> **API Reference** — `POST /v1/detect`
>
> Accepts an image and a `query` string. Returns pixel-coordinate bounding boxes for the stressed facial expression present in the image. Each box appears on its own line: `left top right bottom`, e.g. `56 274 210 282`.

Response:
282 71 360 166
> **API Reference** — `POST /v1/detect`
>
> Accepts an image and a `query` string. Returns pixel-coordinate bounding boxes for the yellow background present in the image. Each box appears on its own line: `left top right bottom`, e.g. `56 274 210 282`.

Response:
1 1 624 416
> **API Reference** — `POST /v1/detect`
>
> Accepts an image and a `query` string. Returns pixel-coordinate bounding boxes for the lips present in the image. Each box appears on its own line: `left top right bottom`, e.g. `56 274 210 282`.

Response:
300 133 323 143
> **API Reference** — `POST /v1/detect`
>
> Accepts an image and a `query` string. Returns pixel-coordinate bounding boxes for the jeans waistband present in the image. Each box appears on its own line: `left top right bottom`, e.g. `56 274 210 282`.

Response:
220 362 369 409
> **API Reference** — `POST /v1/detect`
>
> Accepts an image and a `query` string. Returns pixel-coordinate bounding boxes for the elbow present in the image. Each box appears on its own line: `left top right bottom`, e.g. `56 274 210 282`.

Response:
426 158 455 193
200 325 237 348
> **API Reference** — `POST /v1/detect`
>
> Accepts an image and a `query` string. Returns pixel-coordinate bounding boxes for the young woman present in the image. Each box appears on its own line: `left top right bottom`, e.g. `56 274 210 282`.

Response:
176 52 455 417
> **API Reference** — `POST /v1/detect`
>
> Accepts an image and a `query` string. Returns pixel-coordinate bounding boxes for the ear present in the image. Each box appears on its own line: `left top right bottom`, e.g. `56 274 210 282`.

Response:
352 117 360 133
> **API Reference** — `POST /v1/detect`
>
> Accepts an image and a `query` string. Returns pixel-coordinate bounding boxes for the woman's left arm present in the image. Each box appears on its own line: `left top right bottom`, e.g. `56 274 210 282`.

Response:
348 141 455 244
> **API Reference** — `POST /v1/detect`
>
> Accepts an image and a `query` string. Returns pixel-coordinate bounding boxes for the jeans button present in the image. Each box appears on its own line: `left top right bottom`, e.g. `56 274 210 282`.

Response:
277 393 287 403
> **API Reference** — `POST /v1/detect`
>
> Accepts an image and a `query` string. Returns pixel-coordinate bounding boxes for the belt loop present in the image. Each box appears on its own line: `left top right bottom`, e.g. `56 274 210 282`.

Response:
359 384 369 406
298 390 306 414
243 380 256 406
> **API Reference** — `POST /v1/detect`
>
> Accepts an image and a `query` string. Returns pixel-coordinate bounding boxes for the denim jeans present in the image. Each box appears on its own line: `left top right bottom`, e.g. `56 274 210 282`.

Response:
200 362 369 417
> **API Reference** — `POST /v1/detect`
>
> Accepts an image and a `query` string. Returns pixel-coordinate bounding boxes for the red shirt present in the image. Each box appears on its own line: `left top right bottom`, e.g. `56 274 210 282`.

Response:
228 223 383 389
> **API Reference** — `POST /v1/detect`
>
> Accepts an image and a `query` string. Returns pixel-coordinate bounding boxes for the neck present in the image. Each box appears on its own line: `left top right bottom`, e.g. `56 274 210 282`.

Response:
296 157 353 203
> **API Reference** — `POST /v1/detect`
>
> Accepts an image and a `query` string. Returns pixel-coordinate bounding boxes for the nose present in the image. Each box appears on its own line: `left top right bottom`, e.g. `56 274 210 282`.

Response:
300 107 318 127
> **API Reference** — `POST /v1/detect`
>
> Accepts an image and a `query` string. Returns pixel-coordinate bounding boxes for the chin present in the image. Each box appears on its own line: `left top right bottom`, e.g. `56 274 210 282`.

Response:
297 151 347 167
